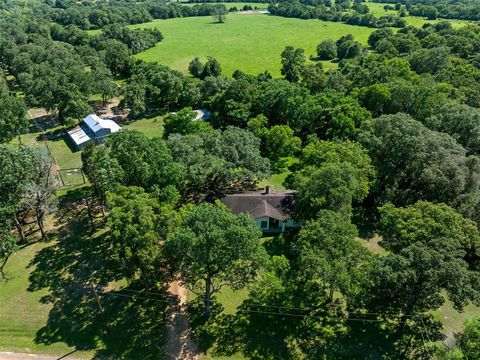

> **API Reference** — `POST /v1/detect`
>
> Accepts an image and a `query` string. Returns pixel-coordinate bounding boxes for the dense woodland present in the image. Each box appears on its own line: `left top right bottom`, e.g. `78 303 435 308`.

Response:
372 0 480 21
1 0 480 359
268 1 407 27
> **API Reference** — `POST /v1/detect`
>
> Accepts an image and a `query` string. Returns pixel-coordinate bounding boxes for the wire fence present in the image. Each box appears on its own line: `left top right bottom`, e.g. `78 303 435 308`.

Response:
57 167 86 187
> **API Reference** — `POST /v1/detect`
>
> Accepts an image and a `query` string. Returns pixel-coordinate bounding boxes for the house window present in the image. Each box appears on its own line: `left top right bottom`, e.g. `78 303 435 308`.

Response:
260 220 268 229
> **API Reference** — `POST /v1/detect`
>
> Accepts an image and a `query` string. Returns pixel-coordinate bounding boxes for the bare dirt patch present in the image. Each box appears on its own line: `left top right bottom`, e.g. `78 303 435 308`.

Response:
164 281 199 360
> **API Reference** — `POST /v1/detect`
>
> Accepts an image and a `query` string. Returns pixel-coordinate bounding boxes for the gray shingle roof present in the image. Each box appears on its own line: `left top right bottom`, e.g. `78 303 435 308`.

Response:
220 189 295 221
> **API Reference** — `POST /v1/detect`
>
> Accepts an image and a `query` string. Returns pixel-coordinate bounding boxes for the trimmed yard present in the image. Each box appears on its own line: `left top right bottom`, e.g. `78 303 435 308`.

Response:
0 239 92 358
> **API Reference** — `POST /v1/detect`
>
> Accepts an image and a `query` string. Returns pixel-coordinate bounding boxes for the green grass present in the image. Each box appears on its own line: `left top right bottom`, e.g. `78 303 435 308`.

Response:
258 157 298 191
123 115 165 138
366 2 397 17
0 240 92 358
130 13 375 76
357 234 388 256
366 1 472 28
435 300 480 344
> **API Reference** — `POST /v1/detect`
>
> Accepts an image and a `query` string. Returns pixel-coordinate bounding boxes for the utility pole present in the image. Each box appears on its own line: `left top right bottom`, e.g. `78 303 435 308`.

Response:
90 282 110 335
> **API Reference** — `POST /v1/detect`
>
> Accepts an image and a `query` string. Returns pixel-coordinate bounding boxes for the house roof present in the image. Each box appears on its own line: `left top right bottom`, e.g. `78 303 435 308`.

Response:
220 189 295 221
83 114 121 134
67 123 92 146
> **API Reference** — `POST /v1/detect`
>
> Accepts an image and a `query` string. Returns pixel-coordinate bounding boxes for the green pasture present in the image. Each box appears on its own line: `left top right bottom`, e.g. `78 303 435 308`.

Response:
366 1 473 28
130 13 375 76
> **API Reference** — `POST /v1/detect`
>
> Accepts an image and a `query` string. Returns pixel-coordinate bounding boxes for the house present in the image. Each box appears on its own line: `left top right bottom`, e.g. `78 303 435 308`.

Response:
67 114 121 151
220 186 301 233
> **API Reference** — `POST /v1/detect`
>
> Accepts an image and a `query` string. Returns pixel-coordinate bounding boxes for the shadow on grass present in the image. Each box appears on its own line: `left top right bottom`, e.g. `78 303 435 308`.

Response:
27 197 168 359
197 287 441 359
208 310 419 360
29 114 59 133
41 128 80 155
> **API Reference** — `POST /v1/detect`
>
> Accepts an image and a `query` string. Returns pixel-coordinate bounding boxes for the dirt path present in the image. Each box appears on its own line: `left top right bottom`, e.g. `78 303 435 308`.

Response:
96 99 128 121
164 281 199 360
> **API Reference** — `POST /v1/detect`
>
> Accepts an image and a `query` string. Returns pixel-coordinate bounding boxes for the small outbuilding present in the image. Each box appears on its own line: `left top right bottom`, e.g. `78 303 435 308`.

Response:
220 186 301 233
67 114 121 151
193 109 211 121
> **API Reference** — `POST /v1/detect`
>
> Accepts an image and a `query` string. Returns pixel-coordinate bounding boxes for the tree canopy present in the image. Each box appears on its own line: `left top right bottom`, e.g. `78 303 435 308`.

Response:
164 202 265 318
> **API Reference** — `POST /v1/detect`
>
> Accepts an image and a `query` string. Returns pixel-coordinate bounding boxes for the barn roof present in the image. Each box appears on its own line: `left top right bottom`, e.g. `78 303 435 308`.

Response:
67 123 92 146
83 114 121 134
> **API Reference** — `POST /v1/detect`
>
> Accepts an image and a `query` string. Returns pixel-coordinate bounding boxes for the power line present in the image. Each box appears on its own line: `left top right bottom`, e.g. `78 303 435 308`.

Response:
0 288 431 349
108 287 424 319
91 289 424 327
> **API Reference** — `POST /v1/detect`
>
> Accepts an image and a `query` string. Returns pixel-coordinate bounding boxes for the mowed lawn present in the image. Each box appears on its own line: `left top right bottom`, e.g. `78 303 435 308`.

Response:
130 13 375 76
0 240 92 358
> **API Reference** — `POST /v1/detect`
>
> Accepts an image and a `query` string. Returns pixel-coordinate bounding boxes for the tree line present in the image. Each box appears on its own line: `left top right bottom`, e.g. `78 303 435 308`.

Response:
48 1 230 30
372 0 480 21
268 1 406 28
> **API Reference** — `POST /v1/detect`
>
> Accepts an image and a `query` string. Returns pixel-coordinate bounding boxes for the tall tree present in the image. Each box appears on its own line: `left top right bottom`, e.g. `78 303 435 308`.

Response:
296 210 372 303
287 139 374 219
163 107 212 138
107 186 177 285
121 76 146 117
92 64 118 106
82 144 124 210
21 149 57 240
167 127 270 202
0 224 17 279
103 130 183 194
201 56 222 79
188 57 204 78
247 115 301 167
0 144 37 244
317 39 337 60
0 95 28 143
164 202 265 318
358 113 480 223
211 4 228 23
457 317 480 359
379 201 480 269
280 46 305 83
365 202 480 353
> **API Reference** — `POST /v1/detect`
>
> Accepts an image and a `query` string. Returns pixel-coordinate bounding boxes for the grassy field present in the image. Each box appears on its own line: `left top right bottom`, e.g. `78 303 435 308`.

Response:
130 13 375 76
0 236 92 358
366 1 472 28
